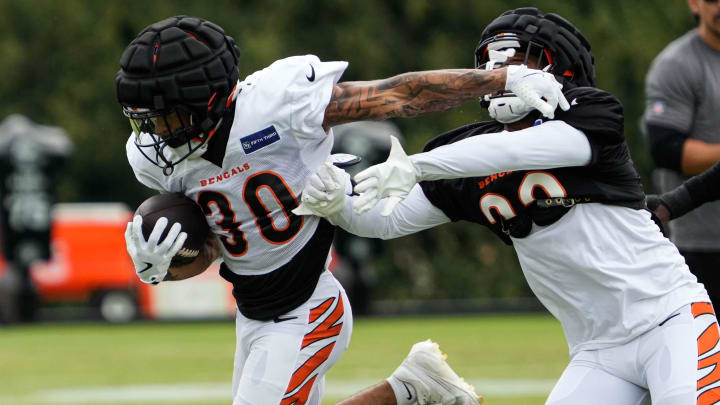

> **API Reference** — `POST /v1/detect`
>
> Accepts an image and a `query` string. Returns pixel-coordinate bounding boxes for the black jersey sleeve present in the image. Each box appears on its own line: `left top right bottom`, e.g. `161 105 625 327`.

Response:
554 87 624 146
678 160 720 216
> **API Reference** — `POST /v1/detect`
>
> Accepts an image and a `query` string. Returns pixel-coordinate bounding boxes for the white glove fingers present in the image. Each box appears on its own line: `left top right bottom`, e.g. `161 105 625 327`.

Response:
132 215 146 244
292 163 350 218
352 190 378 215
291 204 314 216
126 214 178 285
351 136 415 213
353 166 377 184
308 173 326 192
516 85 543 109
159 222 183 253
125 221 134 243
324 163 343 190
125 222 139 257
316 163 340 190
558 91 570 111
303 186 330 202
147 216 168 246
169 231 188 256
507 65 568 119
527 93 554 119
302 192 328 207
353 176 378 194
387 136 407 162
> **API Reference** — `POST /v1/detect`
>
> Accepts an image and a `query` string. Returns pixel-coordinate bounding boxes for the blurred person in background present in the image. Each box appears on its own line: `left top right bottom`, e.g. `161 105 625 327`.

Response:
116 15 566 405
643 0 720 306
296 7 718 404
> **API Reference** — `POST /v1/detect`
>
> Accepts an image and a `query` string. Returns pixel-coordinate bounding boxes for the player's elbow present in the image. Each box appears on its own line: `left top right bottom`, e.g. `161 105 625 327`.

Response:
646 124 686 172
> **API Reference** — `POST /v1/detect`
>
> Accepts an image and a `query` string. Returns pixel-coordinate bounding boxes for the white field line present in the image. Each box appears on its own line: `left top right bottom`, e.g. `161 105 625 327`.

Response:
5 378 556 403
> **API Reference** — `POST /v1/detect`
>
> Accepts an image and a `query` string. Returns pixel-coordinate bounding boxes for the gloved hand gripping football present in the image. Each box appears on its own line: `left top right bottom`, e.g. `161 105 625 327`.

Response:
125 215 187 285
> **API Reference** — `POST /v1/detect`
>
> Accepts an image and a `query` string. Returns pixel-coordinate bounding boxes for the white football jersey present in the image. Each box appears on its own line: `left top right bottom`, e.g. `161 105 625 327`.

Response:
126 55 348 276
511 204 708 356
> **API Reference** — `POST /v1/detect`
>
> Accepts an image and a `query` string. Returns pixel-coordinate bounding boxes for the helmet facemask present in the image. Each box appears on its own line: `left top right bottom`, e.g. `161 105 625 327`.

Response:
476 33 554 124
474 8 596 124
123 105 214 175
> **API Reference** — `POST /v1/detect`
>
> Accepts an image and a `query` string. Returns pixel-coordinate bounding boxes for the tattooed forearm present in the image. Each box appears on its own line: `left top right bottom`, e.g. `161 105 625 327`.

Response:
323 68 506 127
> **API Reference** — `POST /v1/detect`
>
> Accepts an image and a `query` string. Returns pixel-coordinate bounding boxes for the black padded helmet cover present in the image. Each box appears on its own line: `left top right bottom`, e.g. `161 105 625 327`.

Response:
116 15 241 123
476 7 595 88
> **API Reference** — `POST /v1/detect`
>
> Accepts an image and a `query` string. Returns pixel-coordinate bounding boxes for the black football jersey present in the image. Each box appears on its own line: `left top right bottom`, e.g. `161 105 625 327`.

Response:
419 87 645 245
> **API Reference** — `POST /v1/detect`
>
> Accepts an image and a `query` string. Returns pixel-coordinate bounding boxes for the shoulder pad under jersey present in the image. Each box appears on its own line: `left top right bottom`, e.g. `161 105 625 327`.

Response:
554 87 625 145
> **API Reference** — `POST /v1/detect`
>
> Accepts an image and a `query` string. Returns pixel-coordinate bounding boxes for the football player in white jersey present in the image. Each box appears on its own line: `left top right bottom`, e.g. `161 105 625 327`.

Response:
116 15 568 405
296 8 720 405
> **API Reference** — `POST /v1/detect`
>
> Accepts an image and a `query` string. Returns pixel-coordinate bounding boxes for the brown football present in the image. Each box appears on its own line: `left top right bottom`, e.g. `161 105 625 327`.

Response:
135 193 210 267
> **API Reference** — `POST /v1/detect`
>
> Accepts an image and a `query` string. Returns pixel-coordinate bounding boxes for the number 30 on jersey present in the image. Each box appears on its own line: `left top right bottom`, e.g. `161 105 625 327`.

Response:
197 171 302 256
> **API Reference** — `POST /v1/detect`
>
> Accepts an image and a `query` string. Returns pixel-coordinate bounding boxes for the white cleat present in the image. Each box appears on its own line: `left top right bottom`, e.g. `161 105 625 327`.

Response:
392 339 482 405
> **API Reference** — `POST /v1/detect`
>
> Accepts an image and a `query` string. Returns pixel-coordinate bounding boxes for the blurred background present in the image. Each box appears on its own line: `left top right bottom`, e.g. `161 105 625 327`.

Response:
0 0 698 404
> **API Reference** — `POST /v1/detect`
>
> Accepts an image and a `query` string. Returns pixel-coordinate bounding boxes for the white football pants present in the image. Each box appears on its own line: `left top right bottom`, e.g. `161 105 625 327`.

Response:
546 302 720 405
231 270 353 405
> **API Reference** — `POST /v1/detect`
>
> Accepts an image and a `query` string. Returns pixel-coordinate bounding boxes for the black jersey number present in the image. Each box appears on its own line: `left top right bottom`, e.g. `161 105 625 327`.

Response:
244 171 303 244
479 171 566 223
197 172 303 257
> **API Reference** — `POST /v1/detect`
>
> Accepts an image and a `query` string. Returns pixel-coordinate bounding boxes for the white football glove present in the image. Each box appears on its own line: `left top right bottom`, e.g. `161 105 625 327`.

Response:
352 136 417 216
292 161 352 217
505 65 570 119
125 215 187 285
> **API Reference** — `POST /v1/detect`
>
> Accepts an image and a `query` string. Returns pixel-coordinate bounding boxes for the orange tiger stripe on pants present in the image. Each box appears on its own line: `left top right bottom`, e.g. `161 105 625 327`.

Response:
693 302 720 404
303 296 344 349
281 293 344 405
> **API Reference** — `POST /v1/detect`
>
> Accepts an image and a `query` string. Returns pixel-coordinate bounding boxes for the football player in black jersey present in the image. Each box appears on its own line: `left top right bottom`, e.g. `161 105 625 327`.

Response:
299 8 718 405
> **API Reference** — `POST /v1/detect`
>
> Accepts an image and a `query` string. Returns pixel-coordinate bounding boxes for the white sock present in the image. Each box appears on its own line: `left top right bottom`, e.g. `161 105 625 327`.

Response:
387 375 417 405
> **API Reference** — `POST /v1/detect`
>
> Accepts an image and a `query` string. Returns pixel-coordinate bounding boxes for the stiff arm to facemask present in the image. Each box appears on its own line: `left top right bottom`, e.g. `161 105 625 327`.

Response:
487 49 570 123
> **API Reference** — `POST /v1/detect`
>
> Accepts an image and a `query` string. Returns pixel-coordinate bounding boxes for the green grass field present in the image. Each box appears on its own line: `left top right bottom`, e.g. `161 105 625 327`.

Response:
0 314 568 404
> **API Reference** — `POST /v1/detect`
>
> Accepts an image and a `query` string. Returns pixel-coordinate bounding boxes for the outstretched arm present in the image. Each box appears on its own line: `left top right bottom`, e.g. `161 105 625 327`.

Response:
329 185 450 239
352 121 591 215
648 159 720 222
322 66 566 128
291 163 448 238
323 69 505 127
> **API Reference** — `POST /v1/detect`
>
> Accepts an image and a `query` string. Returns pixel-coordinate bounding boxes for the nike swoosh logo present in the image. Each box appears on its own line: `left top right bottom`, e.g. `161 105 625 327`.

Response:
139 262 152 274
306 65 315 82
571 98 578 106
273 316 298 323
402 381 413 400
